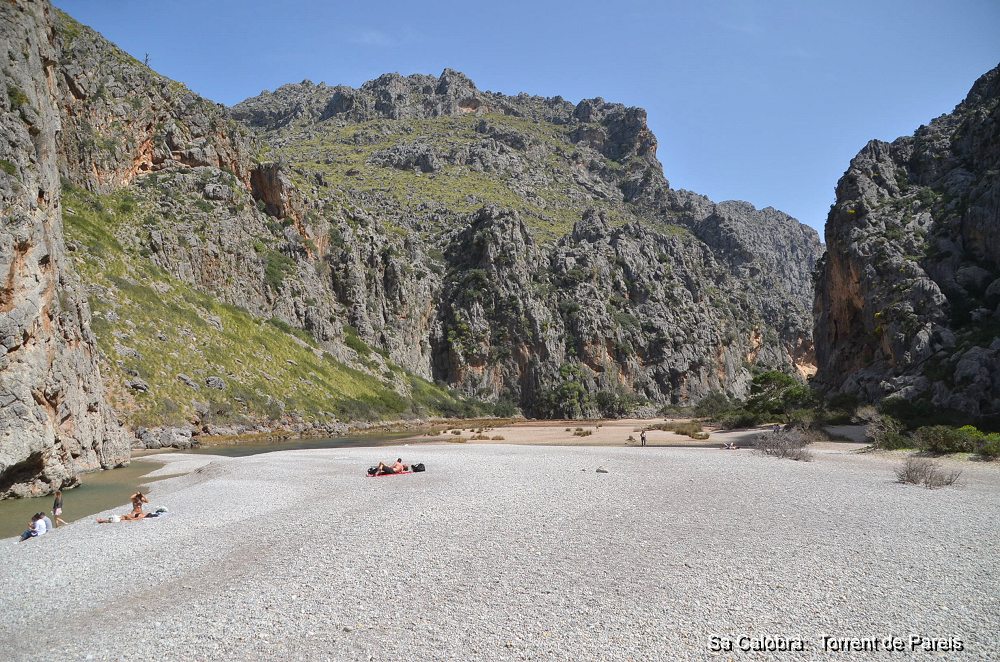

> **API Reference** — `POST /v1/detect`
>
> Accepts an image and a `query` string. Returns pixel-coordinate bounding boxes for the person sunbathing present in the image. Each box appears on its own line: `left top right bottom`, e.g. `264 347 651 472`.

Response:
375 458 408 475
96 491 150 523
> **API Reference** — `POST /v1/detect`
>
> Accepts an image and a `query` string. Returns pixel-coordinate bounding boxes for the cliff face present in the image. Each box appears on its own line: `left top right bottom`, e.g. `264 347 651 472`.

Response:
233 71 823 412
814 65 1000 423
1 0 825 499
0 1 128 497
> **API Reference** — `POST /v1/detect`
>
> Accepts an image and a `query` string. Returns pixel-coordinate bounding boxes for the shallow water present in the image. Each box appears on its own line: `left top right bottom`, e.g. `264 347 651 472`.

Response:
0 432 417 539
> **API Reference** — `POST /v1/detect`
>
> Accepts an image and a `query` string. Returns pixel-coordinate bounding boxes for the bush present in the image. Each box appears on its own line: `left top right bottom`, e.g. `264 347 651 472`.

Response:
718 408 759 430
573 429 593 437
753 428 815 461
694 391 731 419
976 432 1000 461
914 426 973 455
595 389 645 418
861 410 909 450
895 458 961 488
649 421 706 439
949 425 1000 460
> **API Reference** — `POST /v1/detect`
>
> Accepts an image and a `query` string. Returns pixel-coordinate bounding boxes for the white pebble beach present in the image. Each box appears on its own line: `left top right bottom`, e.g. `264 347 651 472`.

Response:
2 443 998 661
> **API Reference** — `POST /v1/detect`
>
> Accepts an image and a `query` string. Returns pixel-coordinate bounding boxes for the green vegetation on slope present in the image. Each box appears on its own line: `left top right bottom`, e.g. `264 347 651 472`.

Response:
275 113 633 243
62 185 478 426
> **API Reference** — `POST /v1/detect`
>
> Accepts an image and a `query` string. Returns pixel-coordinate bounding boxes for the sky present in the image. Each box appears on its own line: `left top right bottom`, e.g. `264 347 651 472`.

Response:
54 0 1000 237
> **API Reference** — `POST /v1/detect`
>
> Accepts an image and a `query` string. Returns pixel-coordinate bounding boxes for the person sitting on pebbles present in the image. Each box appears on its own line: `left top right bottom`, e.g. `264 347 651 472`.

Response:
96 490 150 523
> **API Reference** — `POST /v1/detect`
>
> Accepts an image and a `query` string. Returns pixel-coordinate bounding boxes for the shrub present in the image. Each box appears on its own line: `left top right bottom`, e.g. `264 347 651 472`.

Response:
753 428 814 461
491 435 505 441
469 434 490 441
975 430 1000 460
949 425 1000 460
694 391 731 419
718 408 759 430
7 85 29 108
860 410 909 449
895 458 961 488
573 429 593 437
914 425 972 455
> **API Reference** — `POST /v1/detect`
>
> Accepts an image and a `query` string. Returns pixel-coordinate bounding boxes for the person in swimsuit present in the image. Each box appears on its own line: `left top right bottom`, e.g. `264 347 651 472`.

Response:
96 490 150 523
52 490 67 527
375 459 408 475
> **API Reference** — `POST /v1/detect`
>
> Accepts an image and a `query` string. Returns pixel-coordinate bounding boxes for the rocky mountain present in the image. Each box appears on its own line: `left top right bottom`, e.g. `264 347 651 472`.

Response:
814 64 1000 426
1 1 822 495
0 1 128 497
232 72 823 411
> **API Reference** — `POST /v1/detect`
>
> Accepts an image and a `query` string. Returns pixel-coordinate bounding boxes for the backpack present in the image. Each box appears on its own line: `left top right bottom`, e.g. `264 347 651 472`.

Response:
412 463 426 472
367 466 378 476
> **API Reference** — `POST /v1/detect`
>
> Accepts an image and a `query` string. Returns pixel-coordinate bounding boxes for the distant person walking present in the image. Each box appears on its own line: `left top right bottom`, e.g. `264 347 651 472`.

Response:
52 490 67 527
640 430 647 447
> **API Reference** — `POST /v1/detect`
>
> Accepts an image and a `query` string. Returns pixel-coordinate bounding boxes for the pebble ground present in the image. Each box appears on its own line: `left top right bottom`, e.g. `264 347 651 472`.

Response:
1 443 997 661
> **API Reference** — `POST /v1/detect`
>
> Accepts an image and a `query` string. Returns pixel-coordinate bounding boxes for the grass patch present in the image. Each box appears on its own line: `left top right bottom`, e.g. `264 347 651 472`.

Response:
62 183 472 426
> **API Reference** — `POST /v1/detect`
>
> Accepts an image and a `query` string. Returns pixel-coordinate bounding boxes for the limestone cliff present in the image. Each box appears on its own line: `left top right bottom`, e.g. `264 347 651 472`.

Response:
814 64 1000 424
1 0 826 495
0 1 128 497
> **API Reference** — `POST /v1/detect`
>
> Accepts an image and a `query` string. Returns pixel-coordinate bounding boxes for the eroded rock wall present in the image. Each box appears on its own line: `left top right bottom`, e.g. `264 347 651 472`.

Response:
0 0 127 497
814 64 1000 423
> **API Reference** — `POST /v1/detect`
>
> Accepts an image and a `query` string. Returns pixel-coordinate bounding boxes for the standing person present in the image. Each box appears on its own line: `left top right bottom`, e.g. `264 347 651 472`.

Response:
52 490 67 527
640 430 647 447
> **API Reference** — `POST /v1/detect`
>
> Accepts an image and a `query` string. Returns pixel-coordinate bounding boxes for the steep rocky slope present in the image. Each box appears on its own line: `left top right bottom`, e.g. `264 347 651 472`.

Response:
0 1 128 497
233 72 823 412
814 64 1000 425
2 0 823 500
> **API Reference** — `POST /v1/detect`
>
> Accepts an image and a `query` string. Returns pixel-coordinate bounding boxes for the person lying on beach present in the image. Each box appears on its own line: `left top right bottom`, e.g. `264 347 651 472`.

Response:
722 441 738 450
375 459 408 475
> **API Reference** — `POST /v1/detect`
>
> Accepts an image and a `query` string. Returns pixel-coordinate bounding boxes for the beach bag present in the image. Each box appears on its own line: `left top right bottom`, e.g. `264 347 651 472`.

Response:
367 466 378 476
412 463 426 472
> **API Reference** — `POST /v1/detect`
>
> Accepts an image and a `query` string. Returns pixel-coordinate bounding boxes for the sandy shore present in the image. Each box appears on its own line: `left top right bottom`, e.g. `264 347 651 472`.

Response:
406 418 871 453
2 443 998 661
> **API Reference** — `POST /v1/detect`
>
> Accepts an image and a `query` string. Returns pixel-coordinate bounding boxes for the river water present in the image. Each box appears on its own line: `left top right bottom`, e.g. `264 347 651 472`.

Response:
0 432 415 539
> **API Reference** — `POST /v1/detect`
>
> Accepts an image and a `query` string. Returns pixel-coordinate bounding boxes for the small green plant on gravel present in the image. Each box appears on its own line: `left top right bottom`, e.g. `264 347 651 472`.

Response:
650 421 707 439
753 427 817 461
0 159 15 176
895 457 961 488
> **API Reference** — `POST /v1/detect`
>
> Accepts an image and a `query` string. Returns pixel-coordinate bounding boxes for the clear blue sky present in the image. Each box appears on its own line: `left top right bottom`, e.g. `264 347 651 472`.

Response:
55 0 1000 237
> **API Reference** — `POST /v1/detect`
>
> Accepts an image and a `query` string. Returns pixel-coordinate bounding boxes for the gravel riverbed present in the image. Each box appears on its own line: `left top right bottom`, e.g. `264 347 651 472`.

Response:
1 444 998 661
